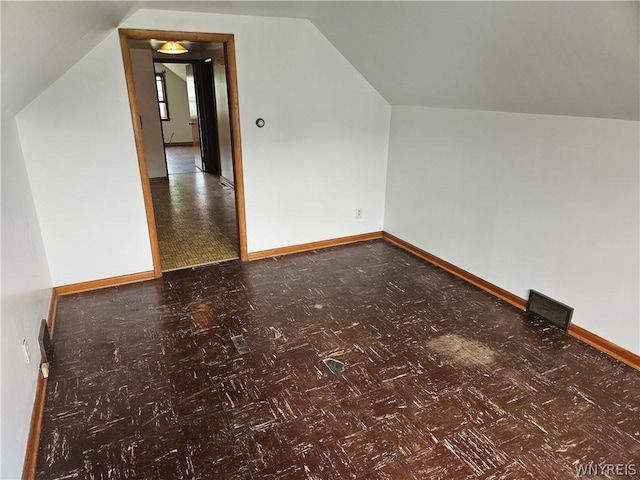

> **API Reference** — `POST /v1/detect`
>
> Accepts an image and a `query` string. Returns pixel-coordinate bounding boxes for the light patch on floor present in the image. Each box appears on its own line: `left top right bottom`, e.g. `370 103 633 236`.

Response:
426 333 496 366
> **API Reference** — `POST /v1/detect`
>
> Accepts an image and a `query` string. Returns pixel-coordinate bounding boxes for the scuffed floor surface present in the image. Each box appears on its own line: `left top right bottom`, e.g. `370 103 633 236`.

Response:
36 241 640 479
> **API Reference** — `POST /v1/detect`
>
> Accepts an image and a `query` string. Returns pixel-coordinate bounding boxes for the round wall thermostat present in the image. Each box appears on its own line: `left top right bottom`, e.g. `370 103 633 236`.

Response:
256 118 265 128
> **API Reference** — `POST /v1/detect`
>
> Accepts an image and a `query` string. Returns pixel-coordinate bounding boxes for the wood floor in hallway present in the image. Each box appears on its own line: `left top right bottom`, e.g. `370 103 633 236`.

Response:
165 144 201 175
35 241 640 479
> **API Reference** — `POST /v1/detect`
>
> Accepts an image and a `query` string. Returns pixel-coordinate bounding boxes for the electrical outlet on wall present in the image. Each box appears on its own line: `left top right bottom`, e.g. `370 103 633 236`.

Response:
22 339 31 363
355 208 363 219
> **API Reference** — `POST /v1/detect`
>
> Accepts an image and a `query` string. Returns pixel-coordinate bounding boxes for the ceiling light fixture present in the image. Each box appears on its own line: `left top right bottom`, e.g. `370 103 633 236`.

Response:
157 41 188 55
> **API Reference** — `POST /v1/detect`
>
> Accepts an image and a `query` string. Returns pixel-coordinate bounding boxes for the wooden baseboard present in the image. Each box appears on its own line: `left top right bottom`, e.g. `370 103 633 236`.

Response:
47 292 59 337
247 232 384 261
22 374 47 480
569 324 640 371
383 232 527 310
22 289 59 480
164 141 193 147
54 271 156 296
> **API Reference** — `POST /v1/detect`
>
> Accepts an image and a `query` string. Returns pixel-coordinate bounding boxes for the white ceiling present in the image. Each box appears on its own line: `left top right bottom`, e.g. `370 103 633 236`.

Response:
1 1 140 120
2 1 638 120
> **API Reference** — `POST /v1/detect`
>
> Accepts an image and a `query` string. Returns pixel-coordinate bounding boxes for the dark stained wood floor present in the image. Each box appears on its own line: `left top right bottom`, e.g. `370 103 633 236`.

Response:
36 241 640 479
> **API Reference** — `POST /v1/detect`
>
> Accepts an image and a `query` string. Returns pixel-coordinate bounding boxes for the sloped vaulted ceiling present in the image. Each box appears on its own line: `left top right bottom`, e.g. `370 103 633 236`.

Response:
306 1 640 120
2 1 638 120
1 1 139 120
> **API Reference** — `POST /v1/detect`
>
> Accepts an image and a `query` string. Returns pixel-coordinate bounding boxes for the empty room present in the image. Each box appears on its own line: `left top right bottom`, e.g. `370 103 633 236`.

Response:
1 2 639 479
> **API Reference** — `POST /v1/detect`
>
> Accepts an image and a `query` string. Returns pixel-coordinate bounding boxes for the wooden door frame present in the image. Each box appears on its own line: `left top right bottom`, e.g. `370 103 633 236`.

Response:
118 28 249 277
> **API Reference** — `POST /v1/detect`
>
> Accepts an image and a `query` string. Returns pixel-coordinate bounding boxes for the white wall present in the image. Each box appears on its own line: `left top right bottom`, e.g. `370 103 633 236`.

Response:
385 106 640 354
131 48 167 179
213 55 234 185
17 8 390 287
156 63 192 144
122 10 391 252
17 31 154 286
1 118 53 479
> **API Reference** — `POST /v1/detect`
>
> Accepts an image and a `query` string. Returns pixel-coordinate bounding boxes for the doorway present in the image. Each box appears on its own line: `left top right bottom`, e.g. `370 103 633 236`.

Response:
119 29 248 276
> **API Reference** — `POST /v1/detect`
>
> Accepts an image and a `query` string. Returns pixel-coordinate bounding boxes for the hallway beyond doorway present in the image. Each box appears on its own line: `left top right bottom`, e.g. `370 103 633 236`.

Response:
151 145 238 270
165 144 201 175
